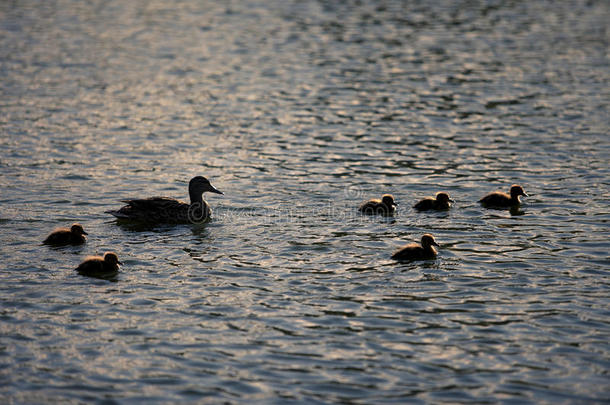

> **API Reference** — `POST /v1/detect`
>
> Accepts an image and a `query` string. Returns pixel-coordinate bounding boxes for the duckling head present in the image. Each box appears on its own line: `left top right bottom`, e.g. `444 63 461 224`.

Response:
510 184 528 198
71 223 88 235
190 176 223 195
103 252 122 265
436 192 454 203
421 234 439 248
381 194 397 207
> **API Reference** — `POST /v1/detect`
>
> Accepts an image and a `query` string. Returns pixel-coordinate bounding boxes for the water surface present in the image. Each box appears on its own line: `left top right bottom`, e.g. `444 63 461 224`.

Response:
1 1 609 403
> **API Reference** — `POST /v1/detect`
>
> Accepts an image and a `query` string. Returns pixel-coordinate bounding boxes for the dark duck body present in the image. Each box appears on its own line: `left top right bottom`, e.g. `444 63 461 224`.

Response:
358 194 397 216
106 176 223 223
43 223 88 245
391 234 439 261
480 184 527 208
75 252 122 278
413 192 454 211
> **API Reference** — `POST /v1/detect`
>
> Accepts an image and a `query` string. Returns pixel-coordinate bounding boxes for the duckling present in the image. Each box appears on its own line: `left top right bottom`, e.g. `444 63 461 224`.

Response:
43 223 88 245
75 252 122 277
391 234 439 261
358 194 397 216
106 176 223 223
413 192 454 211
480 184 528 208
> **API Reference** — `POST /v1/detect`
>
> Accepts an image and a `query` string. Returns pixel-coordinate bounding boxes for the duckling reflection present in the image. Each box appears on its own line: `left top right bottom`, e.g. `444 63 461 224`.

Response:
106 176 223 223
391 234 439 261
358 194 397 216
43 223 88 246
75 252 122 278
413 192 454 211
480 184 528 209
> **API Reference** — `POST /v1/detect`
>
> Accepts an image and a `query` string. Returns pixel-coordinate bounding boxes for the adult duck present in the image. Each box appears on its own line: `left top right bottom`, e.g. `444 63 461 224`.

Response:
106 176 223 223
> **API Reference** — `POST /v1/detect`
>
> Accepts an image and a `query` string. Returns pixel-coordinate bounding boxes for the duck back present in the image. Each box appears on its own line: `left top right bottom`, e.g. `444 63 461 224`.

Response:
43 229 86 245
108 197 208 223
413 198 435 211
480 192 511 207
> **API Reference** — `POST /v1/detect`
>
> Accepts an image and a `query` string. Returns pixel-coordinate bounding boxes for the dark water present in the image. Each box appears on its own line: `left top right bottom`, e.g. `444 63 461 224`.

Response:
1 0 609 403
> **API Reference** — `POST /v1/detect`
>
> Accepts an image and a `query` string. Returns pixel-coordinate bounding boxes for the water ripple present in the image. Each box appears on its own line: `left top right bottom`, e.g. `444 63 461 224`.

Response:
1 0 609 403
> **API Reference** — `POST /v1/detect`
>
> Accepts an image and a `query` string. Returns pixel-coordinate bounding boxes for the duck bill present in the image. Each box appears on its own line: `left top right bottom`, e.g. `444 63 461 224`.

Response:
432 241 440 246
82 231 89 235
522 192 529 197
118 260 124 265
210 185 224 195
448 199 455 203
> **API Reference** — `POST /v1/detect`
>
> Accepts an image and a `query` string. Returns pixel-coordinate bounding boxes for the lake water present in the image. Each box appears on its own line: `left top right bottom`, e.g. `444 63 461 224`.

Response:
1 0 609 403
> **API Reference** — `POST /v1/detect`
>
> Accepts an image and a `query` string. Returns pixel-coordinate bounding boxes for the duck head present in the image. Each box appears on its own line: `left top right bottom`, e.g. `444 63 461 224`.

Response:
103 252 123 265
71 223 88 235
190 176 223 195
381 194 397 208
436 192 454 203
421 234 439 248
510 184 528 198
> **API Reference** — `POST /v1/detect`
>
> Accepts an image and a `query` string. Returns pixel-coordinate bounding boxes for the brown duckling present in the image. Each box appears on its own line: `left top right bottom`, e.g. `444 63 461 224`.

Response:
43 223 88 246
480 184 528 208
75 252 122 277
106 176 223 223
358 194 397 216
413 192 454 211
391 234 439 261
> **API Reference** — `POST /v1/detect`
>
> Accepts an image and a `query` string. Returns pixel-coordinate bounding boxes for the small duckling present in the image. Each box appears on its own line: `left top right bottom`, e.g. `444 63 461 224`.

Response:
391 234 439 261
358 194 397 216
43 223 88 246
75 252 122 278
480 184 528 208
413 192 454 211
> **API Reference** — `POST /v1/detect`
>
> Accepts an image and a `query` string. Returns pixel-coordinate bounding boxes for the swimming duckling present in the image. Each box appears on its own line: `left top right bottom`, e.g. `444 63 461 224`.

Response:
75 252 122 278
106 176 223 223
413 192 454 211
391 234 439 261
480 184 528 208
358 194 397 216
43 223 88 245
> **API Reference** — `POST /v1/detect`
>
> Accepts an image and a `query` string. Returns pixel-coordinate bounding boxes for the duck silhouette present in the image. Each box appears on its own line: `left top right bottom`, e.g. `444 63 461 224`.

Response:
43 223 88 246
391 234 439 261
106 176 223 223
413 192 454 211
480 184 527 208
358 194 397 216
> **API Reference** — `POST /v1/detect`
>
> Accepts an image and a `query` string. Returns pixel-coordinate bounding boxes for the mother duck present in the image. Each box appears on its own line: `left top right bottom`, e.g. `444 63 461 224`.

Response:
106 176 223 223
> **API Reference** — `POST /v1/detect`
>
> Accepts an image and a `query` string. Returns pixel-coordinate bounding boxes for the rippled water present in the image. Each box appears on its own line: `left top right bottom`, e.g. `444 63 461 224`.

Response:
1 0 609 403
